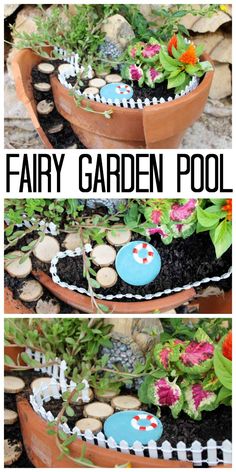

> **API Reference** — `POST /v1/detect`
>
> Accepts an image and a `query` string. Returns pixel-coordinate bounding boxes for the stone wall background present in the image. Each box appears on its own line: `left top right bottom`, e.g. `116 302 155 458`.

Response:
4 4 232 148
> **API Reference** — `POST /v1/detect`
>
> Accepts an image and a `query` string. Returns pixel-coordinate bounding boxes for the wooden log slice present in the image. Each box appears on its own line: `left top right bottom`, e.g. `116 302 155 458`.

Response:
106 225 131 246
35 298 60 314
5 251 32 279
33 235 60 263
30 377 59 394
94 389 119 403
37 100 54 115
63 233 82 250
71 388 94 405
83 402 114 421
4 376 25 394
96 267 117 288
88 78 106 89
58 63 75 75
34 82 51 92
4 440 22 466
91 244 116 267
38 62 55 74
48 123 64 134
105 74 122 83
75 418 102 434
111 395 141 411
19 279 43 302
4 409 18 425
84 87 99 96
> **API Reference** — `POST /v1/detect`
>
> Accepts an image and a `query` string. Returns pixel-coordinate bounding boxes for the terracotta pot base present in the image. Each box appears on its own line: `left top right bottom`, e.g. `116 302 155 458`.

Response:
4 287 34 314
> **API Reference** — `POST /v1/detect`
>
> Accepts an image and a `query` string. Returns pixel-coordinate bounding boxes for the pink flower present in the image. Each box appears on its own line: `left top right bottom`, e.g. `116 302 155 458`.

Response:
170 199 197 222
142 44 161 58
129 64 143 81
151 209 162 224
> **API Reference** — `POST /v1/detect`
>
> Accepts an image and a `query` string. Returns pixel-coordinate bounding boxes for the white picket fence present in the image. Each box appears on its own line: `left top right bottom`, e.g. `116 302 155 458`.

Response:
27 348 232 467
53 45 200 109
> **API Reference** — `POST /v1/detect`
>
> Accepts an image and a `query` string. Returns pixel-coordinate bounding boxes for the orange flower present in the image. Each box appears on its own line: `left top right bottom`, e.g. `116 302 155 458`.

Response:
168 35 178 56
179 44 198 65
222 199 232 221
222 331 232 361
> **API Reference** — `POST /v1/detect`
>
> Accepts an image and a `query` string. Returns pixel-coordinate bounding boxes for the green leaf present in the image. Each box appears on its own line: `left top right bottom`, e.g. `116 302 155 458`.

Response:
168 71 186 89
66 405 75 417
159 49 179 72
197 206 221 228
4 354 16 366
210 220 232 258
213 337 232 390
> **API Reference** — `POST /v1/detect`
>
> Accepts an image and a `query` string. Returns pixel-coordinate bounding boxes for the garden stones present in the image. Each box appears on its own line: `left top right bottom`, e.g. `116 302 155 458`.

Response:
4 376 25 394
96 267 117 288
100 82 133 101
37 99 54 116
105 73 122 83
111 395 141 411
88 78 106 89
5 251 32 279
38 62 55 74
104 410 163 446
83 402 114 421
75 418 102 434
19 280 43 302
91 244 116 267
4 409 18 425
106 225 131 246
33 235 60 263
34 82 51 92
115 241 161 286
4 439 22 466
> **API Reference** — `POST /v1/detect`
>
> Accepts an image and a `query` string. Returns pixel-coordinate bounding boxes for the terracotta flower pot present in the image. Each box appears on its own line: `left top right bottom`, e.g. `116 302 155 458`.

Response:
17 397 192 468
12 48 214 149
33 269 196 314
4 287 34 314
4 345 26 372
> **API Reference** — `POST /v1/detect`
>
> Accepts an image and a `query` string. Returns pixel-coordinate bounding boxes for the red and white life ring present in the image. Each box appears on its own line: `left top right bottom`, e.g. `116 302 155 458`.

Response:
115 84 131 95
132 242 154 264
131 413 158 431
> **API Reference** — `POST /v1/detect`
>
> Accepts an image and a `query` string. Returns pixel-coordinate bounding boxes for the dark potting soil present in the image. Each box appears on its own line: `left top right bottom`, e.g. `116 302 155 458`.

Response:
55 232 232 300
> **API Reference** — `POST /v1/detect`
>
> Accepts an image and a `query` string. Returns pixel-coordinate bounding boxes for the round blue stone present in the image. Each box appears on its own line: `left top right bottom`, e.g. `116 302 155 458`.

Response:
115 240 161 286
104 410 163 446
100 82 133 101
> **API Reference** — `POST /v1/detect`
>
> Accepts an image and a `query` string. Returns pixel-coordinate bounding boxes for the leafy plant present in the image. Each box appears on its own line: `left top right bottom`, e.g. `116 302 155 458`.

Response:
196 199 232 258
213 332 232 406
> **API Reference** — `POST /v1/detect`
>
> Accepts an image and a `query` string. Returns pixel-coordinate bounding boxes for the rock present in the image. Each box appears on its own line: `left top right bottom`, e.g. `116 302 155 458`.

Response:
209 63 231 99
180 10 231 33
14 6 43 40
4 5 20 18
211 36 232 64
101 14 135 50
192 32 224 55
204 100 232 118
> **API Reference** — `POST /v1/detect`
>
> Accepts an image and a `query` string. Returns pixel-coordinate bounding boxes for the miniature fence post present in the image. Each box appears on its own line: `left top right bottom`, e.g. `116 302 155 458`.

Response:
222 440 232 465
191 440 202 466
176 441 187 462
119 440 130 455
84 429 95 445
52 363 59 380
162 440 172 460
133 441 144 457
34 350 41 371
72 426 82 439
207 439 217 466
59 360 68 392
148 440 158 459
97 432 106 448
41 354 47 373
107 437 117 451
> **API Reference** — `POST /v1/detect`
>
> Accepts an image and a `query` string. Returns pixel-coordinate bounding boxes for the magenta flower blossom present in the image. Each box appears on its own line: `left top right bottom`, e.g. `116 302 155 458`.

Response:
142 44 161 58
151 209 162 224
170 199 197 221
129 64 143 81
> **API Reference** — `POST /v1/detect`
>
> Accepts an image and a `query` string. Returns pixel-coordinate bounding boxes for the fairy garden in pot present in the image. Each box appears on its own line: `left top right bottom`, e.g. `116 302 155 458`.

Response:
11 4 218 149
4 198 232 314
4 317 232 467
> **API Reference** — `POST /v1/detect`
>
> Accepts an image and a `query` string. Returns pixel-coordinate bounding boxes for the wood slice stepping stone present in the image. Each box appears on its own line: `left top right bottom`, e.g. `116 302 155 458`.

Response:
31 377 60 394
58 63 75 75
105 74 122 83
95 389 118 403
63 233 82 250
34 82 51 92
4 376 25 394
84 87 99 96
83 402 114 421
48 123 64 134
4 439 22 466
111 395 141 411
91 244 116 267
38 62 55 74
19 279 43 302
88 78 106 89
106 225 131 246
96 267 117 288
37 100 54 115
71 388 94 405
36 298 60 314
75 418 102 434
5 251 32 279
4 409 18 425
33 235 60 263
